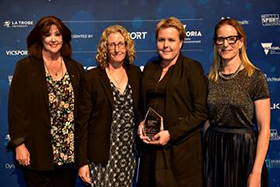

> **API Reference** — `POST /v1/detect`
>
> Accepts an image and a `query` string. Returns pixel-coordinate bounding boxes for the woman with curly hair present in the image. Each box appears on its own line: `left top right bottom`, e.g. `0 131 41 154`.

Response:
75 25 142 187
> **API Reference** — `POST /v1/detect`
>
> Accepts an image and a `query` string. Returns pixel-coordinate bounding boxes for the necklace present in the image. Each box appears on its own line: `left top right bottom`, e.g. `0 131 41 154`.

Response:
44 57 63 76
108 68 125 91
218 61 243 80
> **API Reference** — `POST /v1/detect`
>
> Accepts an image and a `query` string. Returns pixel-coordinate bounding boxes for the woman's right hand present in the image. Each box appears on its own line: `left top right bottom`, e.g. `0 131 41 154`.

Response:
78 164 92 184
15 143 30 166
137 120 150 144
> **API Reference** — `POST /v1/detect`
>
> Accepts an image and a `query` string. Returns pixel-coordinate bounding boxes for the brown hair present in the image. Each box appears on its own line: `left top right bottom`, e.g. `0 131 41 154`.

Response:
209 18 256 81
27 15 72 58
95 25 136 68
155 17 186 41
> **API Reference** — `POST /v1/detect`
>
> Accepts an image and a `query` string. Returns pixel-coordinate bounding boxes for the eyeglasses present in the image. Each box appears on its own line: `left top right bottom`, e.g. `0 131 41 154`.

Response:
214 35 241 45
107 42 126 49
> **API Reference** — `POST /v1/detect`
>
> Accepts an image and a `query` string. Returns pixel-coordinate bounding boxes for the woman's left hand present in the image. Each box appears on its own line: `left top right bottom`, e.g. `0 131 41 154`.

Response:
149 130 170 146
248 172 261 187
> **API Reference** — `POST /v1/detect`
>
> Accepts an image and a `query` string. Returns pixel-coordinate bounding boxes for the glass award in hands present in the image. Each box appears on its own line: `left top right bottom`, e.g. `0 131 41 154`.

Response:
143 107 164 140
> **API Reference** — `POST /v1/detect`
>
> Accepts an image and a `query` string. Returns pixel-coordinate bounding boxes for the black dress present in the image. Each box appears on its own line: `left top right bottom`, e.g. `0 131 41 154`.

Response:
204 69 270 187
89 83 137 187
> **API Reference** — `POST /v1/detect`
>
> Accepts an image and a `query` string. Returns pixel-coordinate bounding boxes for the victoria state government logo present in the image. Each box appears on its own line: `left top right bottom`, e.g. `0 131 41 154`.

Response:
261 43 280 55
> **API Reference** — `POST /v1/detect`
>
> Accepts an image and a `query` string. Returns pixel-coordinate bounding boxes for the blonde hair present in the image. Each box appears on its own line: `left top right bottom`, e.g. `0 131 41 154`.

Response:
155 17 186 41
209 18 257 81
95 25 136 68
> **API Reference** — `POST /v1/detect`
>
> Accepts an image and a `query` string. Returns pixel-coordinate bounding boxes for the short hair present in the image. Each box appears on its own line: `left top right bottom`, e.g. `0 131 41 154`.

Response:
27 15 72 59
155 17 186 41
95 25 136 68
209 18 256 81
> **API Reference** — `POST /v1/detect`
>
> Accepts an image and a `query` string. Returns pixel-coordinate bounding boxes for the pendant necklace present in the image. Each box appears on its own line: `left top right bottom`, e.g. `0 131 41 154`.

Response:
44 57 63 77
108 68 125 91
218 61 243 80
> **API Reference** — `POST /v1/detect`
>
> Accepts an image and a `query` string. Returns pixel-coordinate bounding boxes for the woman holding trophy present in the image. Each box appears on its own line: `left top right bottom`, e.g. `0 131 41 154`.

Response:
137 17 208 187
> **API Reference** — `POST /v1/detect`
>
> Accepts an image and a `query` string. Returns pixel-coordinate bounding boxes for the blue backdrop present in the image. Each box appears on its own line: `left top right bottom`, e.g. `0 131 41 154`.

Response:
1 0 280 186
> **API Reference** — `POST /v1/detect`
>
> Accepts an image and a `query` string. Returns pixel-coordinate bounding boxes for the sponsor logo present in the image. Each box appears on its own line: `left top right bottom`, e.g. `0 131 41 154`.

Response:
5 163 15 170
8 76 13 86
266 159 280 168
183 25 202 44
83 66 144 71
221 17 249 25
3 20 11 27
238 20 249 25
5 134 10 147
264 74 280 82
6 50 28 56
129 32 148 40
270 129 280 140
6 134 10 141
261 14 280 26
271 103 280 110
72 34 94 39
83 66 96 71
3 20 34 28
261 43 280 55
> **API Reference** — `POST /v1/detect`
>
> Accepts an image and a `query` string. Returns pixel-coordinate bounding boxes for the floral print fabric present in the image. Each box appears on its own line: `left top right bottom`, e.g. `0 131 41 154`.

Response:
46 72 75 165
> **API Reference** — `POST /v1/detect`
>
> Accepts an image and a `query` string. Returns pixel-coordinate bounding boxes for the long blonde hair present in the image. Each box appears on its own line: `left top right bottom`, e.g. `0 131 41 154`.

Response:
95 25 136 68
209 18 257 81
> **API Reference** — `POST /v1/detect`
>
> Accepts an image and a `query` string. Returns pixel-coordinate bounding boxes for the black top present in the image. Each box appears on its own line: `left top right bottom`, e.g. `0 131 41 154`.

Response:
207 69 270 129
146 64 175 119
140 53 208 186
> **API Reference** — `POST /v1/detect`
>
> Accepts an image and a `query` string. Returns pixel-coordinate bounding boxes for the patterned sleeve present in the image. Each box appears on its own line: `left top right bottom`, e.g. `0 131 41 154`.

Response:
251 70 270 101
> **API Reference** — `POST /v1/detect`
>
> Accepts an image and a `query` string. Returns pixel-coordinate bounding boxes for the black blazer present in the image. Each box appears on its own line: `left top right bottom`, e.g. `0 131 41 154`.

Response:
141 53 208 185
75 64 141 167
8 56 84 171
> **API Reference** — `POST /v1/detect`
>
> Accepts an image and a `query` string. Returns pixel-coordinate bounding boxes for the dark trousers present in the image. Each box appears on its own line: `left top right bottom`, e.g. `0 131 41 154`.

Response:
23 163 76 187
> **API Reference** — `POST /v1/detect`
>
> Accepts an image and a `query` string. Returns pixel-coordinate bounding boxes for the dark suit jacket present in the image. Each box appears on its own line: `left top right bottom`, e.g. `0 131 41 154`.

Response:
141 53 208 186
8 56 84 171
75 64 141 167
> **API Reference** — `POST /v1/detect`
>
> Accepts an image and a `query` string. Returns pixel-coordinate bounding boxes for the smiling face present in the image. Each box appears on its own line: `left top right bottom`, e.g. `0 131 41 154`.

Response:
107 32 127 64
42 24 63 55
215 24 243 62
156 27 183 63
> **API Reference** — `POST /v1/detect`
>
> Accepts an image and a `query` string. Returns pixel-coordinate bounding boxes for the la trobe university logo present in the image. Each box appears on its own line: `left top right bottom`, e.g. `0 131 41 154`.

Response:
3 20 34 28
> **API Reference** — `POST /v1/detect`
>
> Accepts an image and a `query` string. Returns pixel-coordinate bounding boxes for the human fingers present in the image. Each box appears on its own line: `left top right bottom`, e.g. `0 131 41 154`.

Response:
84 172 92 184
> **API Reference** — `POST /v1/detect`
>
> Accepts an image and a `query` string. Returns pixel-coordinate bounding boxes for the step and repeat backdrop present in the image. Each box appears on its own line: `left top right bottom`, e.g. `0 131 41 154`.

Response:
0 0 280 186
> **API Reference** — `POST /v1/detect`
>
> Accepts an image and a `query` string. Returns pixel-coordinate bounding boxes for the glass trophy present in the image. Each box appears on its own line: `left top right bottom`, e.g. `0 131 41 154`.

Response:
143 107 164 140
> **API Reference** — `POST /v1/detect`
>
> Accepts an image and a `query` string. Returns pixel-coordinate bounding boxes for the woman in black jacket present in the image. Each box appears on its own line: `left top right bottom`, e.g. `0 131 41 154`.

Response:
8 15 84 187
75 25 141 187
137 17 208 187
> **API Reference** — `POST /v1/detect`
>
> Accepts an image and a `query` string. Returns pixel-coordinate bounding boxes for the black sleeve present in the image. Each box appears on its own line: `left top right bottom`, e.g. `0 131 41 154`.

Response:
8 59 29 148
